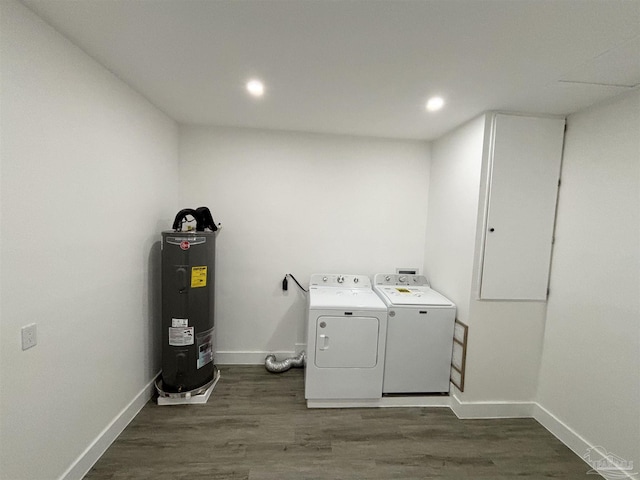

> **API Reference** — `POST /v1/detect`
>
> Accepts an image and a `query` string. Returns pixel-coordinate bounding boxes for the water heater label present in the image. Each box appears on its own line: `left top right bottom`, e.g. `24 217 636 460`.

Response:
171 318 188 328
168 327 194 346
196 328 214 369
191 266 207 288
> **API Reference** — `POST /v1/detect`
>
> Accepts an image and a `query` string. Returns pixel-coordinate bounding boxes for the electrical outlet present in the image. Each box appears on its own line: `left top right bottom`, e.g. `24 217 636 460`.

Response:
21 323 37 350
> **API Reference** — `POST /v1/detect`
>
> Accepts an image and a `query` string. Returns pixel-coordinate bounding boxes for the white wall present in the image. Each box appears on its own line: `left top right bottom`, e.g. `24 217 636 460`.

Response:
536 90 640 468
463 300 547 402
179 126 430 362
425 114 549 404
0 1 179 479
424 115 485 324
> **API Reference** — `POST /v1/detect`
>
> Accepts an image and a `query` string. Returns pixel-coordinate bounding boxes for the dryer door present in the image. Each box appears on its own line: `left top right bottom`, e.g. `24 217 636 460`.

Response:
315 316 379 368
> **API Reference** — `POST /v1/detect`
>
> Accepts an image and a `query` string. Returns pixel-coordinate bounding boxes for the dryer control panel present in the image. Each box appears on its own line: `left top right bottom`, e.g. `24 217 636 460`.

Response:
309 274 371 288
374 273 430 287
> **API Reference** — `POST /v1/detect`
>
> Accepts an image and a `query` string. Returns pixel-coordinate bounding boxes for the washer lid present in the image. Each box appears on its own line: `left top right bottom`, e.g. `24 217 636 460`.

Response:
309 287 387 310
375 285 454 306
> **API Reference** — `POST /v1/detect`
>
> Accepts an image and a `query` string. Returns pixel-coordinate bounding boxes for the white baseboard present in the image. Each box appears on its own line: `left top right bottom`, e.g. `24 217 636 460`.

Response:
532 403 638 480
450 394 534 419
532 403 593 461
216 350 295 365
449 397 638 479
308 396 451 409
58 372 159 480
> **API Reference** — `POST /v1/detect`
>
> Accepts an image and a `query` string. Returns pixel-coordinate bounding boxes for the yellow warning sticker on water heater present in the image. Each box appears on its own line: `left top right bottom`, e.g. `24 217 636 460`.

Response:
191 266 207 288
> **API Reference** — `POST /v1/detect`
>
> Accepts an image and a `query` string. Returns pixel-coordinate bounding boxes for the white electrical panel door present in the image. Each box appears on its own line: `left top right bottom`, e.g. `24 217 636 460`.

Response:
480 114 565 300
314 316 380 368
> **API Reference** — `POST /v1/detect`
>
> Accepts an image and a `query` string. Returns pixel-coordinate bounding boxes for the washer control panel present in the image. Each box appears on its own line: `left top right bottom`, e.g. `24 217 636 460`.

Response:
309 274 371 288
374 273 430 287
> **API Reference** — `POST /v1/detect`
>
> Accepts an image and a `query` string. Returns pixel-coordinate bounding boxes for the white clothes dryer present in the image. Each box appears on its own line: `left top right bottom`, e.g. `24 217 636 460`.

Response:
305 274 388 402
373 273 456 394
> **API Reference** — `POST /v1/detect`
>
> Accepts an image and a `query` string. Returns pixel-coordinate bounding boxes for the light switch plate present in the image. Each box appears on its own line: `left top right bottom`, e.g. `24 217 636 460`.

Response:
21 323 37 350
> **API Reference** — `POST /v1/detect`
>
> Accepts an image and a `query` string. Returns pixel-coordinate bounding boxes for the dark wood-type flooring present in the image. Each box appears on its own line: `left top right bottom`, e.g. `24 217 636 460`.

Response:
85 366 598 479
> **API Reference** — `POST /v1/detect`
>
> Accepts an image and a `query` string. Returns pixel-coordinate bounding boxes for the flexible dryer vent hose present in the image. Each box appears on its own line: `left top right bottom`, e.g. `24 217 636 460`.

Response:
264 351 306 373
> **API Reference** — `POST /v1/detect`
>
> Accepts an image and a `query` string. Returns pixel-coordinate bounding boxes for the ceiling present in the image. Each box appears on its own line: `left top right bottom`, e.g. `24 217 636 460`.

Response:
22 0 640 140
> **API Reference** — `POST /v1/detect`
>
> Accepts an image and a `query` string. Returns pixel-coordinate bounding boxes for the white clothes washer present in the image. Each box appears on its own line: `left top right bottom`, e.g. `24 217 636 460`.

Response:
373 273 456 394
305 274 388 401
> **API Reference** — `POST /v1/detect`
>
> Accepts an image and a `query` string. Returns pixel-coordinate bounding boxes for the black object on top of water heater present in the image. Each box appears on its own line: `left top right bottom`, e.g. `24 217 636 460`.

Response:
159 207 219 395
172 207 218 232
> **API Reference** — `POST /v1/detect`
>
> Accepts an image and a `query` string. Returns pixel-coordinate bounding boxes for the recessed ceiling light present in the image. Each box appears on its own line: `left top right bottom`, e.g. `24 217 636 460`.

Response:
246 79 265 97
426 96 445 112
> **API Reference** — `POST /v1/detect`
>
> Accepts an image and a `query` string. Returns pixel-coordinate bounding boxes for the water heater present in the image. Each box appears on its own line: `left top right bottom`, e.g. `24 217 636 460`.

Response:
160 229 217 394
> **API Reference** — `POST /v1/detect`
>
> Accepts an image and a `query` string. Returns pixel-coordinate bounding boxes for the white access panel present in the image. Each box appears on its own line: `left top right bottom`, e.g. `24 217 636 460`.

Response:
315 316 380 368
480 114 565 300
